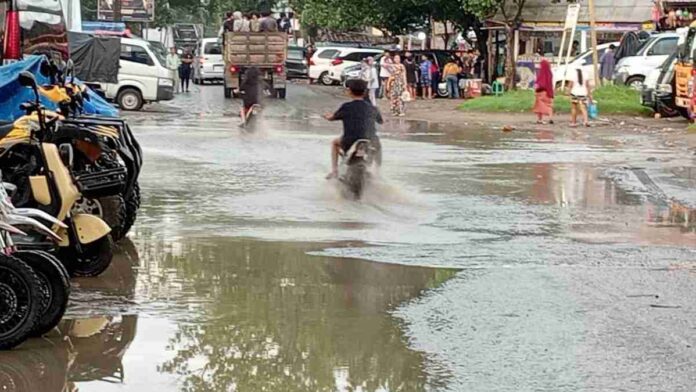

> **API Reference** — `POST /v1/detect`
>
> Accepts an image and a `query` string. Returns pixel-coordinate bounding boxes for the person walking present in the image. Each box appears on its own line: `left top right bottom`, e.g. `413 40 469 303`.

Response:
379 52 394 99
179 49 194 92
419 54 433 99
389 55 407 116
569 67 592 127
532 59 555 124
403 52 418 101
600 44 617 85
442 58 461 99
166 47 182 94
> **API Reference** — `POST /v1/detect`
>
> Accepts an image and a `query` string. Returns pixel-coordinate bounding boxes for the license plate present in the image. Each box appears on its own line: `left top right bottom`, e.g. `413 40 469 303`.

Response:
213 65 223 71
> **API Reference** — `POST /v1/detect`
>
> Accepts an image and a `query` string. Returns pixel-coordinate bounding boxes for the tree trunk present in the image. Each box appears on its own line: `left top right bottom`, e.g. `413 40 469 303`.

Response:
504 25 517 91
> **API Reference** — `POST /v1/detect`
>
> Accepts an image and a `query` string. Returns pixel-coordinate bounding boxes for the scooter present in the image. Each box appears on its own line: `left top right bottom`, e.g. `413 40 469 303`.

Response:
0 180 71 341
4 71 114 277
338 139 374 200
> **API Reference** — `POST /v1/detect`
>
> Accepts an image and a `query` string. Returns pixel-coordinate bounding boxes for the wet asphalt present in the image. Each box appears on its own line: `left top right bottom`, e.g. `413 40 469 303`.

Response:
1 82 695 392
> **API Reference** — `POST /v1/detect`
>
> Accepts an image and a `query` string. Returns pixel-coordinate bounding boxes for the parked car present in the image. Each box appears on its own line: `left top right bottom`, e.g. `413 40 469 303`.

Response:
328 49 384 83
286 46 309 79
96 37 175 111
309 46 383 85
614 32 679 88
193 38 224 84
641 52 682 117
552 41 620 88
341 63 364 85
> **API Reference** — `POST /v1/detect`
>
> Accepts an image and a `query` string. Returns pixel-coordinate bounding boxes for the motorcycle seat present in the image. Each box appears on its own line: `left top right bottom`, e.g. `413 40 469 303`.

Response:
0 122 16 139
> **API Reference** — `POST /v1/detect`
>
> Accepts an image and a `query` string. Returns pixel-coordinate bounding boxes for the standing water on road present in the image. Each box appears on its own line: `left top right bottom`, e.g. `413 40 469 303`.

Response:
3 85 694 391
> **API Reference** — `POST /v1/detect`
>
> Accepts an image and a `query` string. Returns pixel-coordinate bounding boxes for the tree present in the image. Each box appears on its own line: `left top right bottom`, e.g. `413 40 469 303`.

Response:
463 0 527 89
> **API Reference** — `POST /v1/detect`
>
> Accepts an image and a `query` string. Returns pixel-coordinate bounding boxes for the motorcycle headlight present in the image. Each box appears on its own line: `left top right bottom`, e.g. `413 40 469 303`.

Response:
158 78 174 87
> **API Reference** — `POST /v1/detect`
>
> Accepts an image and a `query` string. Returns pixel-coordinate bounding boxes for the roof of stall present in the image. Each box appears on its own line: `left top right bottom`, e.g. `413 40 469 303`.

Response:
491 0 653 24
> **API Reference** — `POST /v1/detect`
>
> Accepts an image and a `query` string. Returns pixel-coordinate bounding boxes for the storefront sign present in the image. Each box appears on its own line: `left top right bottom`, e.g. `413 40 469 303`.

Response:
98 0 155 22
564 4 581 30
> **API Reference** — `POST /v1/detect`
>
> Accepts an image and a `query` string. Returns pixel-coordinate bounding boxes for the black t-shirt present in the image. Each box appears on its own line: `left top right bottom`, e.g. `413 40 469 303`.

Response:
333 99 383 152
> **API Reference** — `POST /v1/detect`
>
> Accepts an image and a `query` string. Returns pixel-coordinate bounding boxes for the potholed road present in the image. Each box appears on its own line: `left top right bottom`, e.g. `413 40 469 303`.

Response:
2 83 695 392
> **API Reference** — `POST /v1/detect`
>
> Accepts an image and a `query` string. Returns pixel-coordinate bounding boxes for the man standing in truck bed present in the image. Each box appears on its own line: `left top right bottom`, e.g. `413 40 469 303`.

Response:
259 11 278 32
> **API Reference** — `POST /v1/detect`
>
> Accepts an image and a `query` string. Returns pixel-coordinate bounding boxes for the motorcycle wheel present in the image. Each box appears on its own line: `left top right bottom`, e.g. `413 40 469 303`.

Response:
59 236 114 278
14 251 70 337
346 164 367 200
121 182 141 238
0 255 41 350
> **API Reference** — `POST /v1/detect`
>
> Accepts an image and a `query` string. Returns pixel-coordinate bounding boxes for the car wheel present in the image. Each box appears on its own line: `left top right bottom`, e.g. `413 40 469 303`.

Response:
320 72 333 86
625 76 645 90
117 88 143 111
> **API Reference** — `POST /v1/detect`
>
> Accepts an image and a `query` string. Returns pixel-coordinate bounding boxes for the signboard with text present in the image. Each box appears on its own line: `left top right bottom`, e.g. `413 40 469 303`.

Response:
564 4 580 30
98 0 155 22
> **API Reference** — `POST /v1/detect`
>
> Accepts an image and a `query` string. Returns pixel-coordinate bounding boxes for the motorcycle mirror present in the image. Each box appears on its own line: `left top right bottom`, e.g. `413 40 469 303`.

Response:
17 71 37 88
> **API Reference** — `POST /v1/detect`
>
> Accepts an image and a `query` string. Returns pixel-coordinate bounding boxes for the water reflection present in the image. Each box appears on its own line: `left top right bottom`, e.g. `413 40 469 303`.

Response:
143 238 458 391
0 315 137 392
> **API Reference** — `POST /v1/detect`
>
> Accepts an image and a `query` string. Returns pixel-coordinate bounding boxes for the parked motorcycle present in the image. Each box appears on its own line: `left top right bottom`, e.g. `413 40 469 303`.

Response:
1 72 114 277
338 139 374 200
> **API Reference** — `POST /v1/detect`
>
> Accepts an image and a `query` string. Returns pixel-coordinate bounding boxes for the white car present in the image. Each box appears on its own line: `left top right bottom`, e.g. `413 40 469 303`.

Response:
328 49 384 83
97 38 175 111
193 38 225 84
309 47 383 85
553 41 619 88
614 32 679 88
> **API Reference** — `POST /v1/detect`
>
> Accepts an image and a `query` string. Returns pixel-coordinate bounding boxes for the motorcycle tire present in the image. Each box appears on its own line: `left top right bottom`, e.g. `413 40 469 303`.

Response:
14 251 70 337
346 164 367 200
59 235 114 278
0 254 42 350
98 195 128 242
121 182 141 238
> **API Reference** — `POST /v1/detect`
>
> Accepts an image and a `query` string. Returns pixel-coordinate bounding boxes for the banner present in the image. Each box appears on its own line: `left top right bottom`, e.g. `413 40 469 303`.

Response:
98 0 155 22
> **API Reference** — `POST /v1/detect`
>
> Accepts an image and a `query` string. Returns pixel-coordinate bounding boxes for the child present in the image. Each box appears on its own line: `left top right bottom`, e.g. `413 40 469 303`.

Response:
419 55 433 99
324 79 383 178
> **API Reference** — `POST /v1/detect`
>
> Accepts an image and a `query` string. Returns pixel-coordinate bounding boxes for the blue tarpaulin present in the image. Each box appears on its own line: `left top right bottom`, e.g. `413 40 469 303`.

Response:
0 56 118 122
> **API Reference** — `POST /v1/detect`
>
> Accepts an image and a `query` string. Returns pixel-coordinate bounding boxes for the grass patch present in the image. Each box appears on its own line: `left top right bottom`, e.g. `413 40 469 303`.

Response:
459 85 652 116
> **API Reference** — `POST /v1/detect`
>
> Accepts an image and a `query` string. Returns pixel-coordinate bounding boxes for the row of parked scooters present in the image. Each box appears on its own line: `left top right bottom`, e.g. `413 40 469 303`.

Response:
0 59 142 350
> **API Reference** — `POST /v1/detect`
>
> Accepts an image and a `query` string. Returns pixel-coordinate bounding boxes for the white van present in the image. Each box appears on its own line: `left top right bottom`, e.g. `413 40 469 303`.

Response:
99 38 175 111
193 38 224 84
553 42 620 87
614 32 679 88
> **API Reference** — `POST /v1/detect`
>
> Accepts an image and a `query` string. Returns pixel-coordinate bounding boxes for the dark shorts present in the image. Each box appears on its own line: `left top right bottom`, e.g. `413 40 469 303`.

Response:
571 94 587 104
420 75 431 86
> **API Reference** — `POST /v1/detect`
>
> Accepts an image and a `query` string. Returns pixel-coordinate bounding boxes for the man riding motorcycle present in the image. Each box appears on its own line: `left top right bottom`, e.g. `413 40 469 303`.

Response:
324 79 383 179
240 67 262 123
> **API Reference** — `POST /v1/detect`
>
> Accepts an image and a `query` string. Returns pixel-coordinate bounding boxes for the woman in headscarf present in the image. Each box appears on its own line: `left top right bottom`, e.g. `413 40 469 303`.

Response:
532 59 555 124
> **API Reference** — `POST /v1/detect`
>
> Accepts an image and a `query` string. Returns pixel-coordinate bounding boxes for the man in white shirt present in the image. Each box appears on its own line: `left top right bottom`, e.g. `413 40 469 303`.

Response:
165 47 181 93
379 52 394 99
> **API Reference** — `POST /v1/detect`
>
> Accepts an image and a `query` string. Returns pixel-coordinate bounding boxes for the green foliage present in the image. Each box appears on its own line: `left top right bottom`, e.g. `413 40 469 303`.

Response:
459 86 651 116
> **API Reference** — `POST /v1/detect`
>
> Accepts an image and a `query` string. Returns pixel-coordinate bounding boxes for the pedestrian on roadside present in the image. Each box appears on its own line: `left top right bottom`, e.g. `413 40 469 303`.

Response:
250 12 261 32
366 57 379 106
569 67 592 127
600 44 616 85
430 60 440 99
179 49 194 93
278 12 292 33
379 52 394 99
419 54 433 99
166 47 182 94
389 54 407 116
443 57 461 99
403 52 418 101
259 11 278 32
532 59 555 124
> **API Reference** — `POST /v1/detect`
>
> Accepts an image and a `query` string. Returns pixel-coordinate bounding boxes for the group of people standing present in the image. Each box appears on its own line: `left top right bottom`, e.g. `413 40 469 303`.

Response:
533 59 593 127
166 47 194 93
219 11 292 34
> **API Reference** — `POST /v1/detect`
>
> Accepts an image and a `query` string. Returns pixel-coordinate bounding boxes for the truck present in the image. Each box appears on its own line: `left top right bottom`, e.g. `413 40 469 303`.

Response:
223 32 288 99
673 23 696 118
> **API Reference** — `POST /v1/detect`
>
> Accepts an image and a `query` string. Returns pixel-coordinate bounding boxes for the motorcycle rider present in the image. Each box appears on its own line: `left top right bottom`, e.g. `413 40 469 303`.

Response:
240 67 262 122
324 79 383 179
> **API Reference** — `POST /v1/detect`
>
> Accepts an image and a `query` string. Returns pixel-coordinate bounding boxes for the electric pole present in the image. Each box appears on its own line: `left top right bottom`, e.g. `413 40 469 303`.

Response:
588 0 600 86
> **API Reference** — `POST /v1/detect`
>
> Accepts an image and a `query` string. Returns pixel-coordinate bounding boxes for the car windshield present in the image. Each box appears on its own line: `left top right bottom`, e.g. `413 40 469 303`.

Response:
148 42 167 66
636 37 660 56
288 49 305 60
204 42 222 55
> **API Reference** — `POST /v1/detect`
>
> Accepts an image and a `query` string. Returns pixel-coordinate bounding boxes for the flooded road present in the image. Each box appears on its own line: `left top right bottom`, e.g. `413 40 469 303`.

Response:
3 84 695 391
